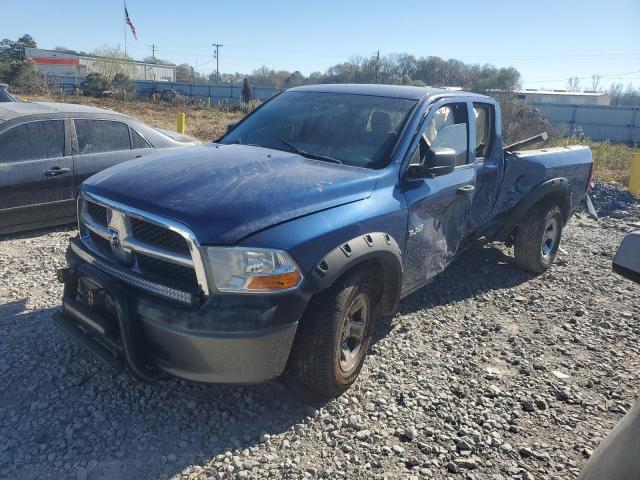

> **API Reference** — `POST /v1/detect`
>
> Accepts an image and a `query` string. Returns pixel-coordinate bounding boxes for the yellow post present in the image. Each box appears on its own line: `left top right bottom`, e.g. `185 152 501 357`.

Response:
177 112 186 134
630 153 640 198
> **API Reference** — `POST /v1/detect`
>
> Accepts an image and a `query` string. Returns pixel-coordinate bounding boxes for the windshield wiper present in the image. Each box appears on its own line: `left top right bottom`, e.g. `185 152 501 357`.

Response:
280 139 343 165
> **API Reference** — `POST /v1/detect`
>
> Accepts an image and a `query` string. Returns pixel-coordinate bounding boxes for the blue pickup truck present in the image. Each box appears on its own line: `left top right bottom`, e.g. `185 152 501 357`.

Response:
54 84 592 398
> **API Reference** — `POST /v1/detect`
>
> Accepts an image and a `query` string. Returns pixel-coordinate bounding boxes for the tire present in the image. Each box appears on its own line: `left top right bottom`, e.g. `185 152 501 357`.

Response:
514 201 563 273
288 269 376 399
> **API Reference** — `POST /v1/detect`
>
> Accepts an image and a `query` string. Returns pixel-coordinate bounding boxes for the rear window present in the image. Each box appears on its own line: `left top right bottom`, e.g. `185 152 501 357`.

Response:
0 120 65 163
75 119 131 154
131 128 151 149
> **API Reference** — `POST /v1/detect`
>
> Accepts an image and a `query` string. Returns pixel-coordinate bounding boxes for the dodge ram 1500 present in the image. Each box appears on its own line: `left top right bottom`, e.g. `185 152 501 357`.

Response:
54 84 592 398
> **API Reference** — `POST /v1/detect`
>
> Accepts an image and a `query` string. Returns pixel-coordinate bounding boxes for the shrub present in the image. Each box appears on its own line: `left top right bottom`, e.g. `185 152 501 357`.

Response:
111 72 136 99
82 73 111 97
3 59 47 94
493 92 557 146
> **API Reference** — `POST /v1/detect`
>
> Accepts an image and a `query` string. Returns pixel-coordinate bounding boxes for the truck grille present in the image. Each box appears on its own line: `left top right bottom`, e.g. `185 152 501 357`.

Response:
137 254 198 288
77 192 209 300
130 218 190 255
86 202 108 226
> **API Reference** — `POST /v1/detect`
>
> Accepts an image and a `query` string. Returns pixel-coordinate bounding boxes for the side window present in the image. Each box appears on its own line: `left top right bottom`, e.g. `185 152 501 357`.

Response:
131 128 151 149
75 119 131 155
472 103 495 158
0 120 65 163
418 103 468 167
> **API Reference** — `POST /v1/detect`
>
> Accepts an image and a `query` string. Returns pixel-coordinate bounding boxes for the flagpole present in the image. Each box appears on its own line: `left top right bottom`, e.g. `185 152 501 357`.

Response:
123 0 127 57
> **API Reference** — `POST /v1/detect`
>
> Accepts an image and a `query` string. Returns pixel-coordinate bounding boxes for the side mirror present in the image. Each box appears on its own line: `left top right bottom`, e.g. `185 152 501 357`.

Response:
407 147 456 178
613 232 640 283
225 122 237 134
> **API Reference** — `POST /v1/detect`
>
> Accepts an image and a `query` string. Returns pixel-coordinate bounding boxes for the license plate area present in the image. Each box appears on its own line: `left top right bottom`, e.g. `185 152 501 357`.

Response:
74 277 120 339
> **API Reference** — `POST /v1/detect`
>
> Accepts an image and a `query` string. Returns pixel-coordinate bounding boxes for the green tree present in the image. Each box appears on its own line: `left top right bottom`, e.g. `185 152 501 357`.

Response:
81 73 111 97
17 34 36 48
111 72 136 99
2 59 47 93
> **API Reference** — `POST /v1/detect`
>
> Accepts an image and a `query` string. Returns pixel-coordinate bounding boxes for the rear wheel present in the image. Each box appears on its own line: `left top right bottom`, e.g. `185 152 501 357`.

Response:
514 202 563 273
288 270 375 399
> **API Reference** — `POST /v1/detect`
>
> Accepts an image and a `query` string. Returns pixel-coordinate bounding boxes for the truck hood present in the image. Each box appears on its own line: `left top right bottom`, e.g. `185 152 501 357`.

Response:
83 144 382 244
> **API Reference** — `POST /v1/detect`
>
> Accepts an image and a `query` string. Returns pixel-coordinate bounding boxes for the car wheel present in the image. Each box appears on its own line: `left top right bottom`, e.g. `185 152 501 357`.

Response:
288 269 375 399
514 202 563 273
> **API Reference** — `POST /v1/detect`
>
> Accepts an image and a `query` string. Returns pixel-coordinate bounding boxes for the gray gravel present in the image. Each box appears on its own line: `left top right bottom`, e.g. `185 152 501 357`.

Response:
1 183 639 480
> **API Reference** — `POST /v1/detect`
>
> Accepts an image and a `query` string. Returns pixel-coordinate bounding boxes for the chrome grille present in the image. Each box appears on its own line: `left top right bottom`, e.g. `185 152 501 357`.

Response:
77 192 209 300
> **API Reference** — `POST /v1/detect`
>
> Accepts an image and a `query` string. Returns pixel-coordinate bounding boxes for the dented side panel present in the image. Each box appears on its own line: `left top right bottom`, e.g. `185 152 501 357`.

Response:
401 166 476 292
486 146 592 234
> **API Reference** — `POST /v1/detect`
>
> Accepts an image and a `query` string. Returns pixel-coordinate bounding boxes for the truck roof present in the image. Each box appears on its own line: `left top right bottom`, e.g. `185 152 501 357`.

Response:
289 83 488 101
0 101 128 122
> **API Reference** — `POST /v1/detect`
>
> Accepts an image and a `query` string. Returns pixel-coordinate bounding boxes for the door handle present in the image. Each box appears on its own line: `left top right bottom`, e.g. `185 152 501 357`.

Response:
457 185 475 194
45 166 70 177
135 155 142 158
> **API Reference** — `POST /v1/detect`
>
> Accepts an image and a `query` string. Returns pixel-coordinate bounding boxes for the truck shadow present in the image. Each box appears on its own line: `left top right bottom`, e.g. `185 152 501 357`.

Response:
0 298 322 479
373 242 536 343
1 242 534 479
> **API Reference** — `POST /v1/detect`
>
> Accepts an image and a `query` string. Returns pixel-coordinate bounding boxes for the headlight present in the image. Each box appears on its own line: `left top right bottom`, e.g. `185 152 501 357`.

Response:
204 247 303 292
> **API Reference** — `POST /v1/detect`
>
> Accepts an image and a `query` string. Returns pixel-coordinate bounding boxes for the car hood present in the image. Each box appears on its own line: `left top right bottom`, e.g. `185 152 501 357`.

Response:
83 144 383 244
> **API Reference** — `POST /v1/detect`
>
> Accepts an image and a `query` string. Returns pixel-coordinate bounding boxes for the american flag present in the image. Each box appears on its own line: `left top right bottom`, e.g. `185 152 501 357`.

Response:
125 5 137 40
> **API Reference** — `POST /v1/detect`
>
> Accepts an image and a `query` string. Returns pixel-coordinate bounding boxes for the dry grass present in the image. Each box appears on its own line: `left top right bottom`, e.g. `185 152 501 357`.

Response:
24 94 244 141
548 137 639 185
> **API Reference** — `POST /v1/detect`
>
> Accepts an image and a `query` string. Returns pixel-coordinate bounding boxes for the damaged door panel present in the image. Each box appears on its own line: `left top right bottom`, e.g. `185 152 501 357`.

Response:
401 100 477 292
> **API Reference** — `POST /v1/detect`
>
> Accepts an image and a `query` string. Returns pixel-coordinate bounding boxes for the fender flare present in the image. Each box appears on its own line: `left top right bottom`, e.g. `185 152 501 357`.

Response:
308 232 403 315
493 177 571 242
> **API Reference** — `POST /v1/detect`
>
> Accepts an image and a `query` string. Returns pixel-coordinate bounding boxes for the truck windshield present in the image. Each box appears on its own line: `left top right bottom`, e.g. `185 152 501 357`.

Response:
220 91 416 169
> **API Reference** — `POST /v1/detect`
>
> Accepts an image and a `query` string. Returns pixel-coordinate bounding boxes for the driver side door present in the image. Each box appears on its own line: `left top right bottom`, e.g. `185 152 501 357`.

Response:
400 101 477 294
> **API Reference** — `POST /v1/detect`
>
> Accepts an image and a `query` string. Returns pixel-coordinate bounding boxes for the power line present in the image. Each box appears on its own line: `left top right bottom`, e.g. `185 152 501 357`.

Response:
525 70 640 84
212 43 223 83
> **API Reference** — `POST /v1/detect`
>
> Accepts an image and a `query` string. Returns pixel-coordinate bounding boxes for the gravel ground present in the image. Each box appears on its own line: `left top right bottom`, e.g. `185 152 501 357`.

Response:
1 184 639 480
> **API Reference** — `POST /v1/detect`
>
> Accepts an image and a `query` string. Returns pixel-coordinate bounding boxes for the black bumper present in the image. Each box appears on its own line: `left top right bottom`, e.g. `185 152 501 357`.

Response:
56 240 307 383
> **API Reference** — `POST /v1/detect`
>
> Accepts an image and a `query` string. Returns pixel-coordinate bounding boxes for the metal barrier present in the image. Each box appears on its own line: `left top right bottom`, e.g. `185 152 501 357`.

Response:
45 75 280 105
530 102 640 145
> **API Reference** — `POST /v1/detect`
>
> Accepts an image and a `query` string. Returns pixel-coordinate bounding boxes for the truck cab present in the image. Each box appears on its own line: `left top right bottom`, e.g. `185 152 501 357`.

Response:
55 84 592 398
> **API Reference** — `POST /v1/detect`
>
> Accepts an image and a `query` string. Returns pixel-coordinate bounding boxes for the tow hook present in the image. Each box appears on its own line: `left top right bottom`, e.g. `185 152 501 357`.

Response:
56 267 73 284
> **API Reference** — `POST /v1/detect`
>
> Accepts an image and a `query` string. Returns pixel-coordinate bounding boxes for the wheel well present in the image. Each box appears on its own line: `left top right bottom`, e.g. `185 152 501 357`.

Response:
506 191 571 246
316 256 401 316
534 191 571 223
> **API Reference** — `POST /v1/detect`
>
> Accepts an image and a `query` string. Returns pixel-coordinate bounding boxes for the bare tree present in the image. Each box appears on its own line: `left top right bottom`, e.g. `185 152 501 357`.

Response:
567 76 581 92
90 45 137 78
590 74 602 91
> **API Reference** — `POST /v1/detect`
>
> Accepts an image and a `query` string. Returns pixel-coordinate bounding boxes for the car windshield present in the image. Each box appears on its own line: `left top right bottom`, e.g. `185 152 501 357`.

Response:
220 91 416 169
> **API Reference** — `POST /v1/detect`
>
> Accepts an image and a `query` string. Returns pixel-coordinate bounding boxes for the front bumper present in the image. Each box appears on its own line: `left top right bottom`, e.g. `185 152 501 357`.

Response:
56 240 305 384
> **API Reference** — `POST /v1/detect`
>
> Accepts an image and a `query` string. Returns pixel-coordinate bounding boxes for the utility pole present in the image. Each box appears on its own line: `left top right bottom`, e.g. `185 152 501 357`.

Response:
212 43 223 84
149 43 157 62
375 50 380 84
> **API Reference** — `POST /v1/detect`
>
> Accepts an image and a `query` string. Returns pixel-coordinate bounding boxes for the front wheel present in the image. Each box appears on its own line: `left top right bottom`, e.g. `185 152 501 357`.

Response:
514 202 563 273
287 270 375 399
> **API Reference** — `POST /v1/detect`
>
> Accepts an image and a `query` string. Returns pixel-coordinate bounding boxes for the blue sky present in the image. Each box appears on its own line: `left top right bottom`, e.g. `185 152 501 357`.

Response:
3 0 639 89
